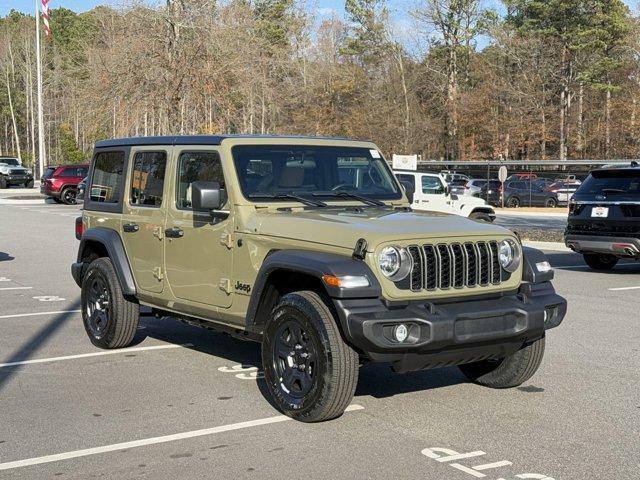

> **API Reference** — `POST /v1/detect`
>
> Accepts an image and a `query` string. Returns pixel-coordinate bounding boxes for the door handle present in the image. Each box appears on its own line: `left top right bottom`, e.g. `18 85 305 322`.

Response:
123 223 139 233
165 227 184 239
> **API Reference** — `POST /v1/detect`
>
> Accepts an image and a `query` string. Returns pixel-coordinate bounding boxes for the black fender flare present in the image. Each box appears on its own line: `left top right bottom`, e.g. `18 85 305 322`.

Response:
75 227 137 295
522 246 554 284
245 250 381 327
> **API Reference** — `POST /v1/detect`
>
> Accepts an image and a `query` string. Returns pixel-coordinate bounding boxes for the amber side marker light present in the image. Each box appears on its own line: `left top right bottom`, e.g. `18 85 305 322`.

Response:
322 275 370 289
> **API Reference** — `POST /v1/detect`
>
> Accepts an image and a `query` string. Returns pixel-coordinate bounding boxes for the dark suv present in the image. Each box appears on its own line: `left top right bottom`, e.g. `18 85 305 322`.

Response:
502 180 560 208
565 165 640 270
40 164 89 204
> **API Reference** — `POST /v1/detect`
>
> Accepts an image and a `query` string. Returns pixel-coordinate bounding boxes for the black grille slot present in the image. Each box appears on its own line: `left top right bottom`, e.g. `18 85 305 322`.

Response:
423 245 438 290
437 244 451 289
451 244 465 288
464 242 478 286
489 241 501 284
477 242 490 286
407 245 423 291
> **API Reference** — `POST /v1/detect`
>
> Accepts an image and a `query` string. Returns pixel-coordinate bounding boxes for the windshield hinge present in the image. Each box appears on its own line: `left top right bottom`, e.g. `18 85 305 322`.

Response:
352 238 368 260
220 232 234 249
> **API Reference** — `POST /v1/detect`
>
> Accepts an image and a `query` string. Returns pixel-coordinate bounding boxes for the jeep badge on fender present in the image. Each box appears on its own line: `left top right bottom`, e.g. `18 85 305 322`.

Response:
71 135 567 423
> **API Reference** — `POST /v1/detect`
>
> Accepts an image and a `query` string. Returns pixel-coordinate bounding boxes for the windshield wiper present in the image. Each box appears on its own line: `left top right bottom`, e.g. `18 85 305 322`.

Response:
248 193 327 207
312 191 386 207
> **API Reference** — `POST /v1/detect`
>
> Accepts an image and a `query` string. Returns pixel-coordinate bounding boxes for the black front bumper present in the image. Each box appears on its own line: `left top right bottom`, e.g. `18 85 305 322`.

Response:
333 282 566 373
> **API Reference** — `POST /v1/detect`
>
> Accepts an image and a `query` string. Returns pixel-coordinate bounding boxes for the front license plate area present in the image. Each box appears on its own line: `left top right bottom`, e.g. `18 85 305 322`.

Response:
591 207 609 218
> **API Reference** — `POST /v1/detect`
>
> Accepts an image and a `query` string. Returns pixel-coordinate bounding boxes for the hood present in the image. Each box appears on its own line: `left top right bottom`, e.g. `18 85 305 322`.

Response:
247 207 511 249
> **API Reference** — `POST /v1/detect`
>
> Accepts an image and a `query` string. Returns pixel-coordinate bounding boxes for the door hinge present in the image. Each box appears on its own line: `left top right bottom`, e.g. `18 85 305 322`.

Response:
220 232 234 249
153 226 164 240
219 278 232 294
153 267 164 280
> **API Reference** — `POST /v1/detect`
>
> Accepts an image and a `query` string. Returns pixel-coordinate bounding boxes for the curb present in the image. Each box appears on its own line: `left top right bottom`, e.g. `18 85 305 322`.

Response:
522 240 572 252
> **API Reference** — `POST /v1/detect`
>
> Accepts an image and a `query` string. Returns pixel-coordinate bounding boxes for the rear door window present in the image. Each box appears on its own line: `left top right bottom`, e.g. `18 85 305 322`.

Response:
130 151 167 207
90 152 125 203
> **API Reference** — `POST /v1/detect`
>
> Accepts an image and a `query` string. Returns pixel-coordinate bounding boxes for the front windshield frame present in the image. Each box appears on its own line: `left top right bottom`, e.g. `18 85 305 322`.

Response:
231 144 403 203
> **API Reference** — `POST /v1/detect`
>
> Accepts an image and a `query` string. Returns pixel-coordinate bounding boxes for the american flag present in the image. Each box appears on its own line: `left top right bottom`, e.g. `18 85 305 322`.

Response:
41 0 51 37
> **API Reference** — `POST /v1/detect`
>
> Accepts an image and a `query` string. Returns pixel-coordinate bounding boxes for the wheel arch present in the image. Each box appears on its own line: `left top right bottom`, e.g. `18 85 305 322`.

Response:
75 228 137 296
245 249 381 333
468 206 496 218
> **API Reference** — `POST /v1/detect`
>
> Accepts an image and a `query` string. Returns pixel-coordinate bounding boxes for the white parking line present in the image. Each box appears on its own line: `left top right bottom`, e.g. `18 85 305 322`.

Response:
0 287 33 291
0 344 191 368
0 404 365 471
0 310 81 320
608 286 640 291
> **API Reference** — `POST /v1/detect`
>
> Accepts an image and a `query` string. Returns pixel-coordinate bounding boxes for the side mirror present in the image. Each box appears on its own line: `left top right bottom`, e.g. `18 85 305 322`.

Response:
399 181 414 204
191 181 225 211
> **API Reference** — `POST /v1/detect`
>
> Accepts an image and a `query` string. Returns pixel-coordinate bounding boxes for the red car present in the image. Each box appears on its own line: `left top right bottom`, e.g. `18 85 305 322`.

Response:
40 164 89 204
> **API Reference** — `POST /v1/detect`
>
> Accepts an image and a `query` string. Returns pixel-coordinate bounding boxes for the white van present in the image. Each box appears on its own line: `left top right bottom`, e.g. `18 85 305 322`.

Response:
395 170 496 222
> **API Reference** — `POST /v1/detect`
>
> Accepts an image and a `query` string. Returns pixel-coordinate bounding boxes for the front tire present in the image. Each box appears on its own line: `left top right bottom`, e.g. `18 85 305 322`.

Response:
458 336 545 388
507 196 520 208
0 176 7 189
262 291 359 422
25 179 34 188
545 197 558 208
81 257 139 349
583 253 619 271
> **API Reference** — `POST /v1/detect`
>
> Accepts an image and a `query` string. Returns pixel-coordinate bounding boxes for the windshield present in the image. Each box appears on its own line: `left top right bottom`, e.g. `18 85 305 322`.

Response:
232 145 402 202
576 170 640 198
0 158 19 166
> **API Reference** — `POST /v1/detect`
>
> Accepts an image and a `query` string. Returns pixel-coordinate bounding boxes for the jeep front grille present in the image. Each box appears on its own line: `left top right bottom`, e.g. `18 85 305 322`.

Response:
398 241 507 292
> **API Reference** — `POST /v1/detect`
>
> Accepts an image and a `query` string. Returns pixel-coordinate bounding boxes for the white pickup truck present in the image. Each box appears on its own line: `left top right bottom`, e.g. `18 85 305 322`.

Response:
395 170 496 222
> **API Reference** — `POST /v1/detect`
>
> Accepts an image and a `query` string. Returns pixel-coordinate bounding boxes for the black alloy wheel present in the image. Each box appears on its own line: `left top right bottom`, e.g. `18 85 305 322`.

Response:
85 273 111 339
271 319 318 401
62 187 77 205
507 196 520 208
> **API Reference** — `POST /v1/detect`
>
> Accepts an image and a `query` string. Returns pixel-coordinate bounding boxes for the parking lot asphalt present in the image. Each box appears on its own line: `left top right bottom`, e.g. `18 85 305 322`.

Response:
1 201 639 479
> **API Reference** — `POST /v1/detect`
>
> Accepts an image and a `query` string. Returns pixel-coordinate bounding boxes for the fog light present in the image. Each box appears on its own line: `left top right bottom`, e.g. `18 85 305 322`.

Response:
393 324 409 342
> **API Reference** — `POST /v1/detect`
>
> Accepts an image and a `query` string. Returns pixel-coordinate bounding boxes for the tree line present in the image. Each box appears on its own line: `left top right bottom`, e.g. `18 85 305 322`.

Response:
0 0 639 168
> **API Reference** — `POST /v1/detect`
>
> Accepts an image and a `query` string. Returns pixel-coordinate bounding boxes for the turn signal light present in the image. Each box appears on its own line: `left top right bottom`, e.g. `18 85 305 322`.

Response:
322 274 370 289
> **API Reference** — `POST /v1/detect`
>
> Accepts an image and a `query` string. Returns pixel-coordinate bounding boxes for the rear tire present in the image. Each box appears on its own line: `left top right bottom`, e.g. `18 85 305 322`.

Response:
458 336 545 388
262 290 359 422
583 253 619 271
61 187 77 205
81 257 139 349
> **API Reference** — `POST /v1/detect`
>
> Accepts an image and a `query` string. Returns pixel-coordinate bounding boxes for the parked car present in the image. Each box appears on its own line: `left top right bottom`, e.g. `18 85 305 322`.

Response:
395 171 495 221
0 156 34 188
40 164 89 204
448 178 468 196
76 176 87 203
544 179 582 205
565 164 640 270
72 134 566 422
462 179 489 197
502 180 560 208
442 172 470 183
507 172 538 181
476 180 503 205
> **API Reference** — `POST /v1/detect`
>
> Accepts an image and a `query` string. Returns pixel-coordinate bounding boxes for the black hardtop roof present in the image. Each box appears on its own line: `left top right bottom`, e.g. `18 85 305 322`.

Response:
94 134 361 149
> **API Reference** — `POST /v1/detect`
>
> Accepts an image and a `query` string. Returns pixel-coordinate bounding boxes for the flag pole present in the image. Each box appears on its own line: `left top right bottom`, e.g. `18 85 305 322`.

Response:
35 0 46 179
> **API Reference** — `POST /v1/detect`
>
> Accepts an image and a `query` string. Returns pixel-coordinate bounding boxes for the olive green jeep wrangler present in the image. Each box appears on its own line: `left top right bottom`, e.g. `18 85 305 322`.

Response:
72 135 566 422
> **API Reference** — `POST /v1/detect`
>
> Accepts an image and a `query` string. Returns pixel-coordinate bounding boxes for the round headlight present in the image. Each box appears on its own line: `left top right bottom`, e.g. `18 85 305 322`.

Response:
378 246 413 281
498 239 521 273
